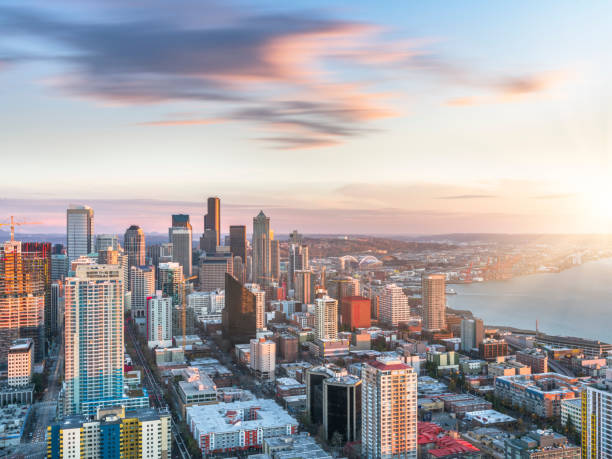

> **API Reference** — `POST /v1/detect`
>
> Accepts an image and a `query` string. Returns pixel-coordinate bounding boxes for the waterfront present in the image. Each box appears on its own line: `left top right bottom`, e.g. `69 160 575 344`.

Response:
447 258 612 344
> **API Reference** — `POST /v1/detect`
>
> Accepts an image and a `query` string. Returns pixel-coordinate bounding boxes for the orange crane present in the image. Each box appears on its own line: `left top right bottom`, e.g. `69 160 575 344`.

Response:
181 275 198 351
0 216 42 242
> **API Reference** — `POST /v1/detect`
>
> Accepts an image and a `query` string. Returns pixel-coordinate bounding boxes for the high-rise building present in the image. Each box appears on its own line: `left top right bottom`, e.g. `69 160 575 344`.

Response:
64 264 124 416
147 291 172 349
223 274 264 344
306 365 347 425
199 251 233 292
130 266 155 334
98 247 118 265
232 256 245 284
250 337 276 381
460 318 485 352
323 376 361 443
379 283 409 327
158 262 184 306
169 214 193 278
201 197 221 254
188 290 224 324
294 270 312 305
66 205 94 262
124 225 146 287
315 296 338 340
8 338 34 387
270 239 280 282
48 407 171 459
50 281 64 337
362 357 417 459
229 225 247 263
582 376 612 458
288 243 309 290
95 234 119 252
252 211 271 286
340 296 371 330
422 273 446 331
51 253 68 281
0 240 48 364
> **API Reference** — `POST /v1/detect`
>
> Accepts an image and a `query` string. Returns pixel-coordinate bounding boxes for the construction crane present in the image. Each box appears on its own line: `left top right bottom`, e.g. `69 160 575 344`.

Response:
0 216 42 242
181 275 198 351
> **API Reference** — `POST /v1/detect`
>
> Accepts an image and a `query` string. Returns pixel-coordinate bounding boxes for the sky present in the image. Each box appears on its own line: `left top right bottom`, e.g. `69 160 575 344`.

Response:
2 0 612 235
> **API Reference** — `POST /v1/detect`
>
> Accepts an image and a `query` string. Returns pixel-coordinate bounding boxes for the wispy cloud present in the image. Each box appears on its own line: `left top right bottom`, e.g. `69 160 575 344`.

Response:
437 194 498 200
135 118 224 127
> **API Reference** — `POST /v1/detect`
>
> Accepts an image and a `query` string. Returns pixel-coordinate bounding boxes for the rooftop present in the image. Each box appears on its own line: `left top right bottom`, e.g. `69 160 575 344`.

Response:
464 410 516 425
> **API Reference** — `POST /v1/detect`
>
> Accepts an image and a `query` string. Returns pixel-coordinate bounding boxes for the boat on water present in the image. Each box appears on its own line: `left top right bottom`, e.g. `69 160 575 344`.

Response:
446 288 457 295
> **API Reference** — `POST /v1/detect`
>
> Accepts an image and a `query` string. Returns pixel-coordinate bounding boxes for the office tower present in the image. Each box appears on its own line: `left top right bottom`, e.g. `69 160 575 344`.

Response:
249 337 276 381
232 256 245 284
66 205 94 262
131 266 155 334
323 376 361 443
201 196 221 254
147 291 172 349
307 365 347 425
362 357 418 459
229 225 247 262
8 338 34 387
315 296 338 340
270 239 280 282
199 251 233 292
252 211 271 286
223 274 264 344
379 283 409 327
148 243 173 267
51 253 68 281
0 240 48 364
327 277 359 304
279 334 298 362
582 377 612 458
169 215 193 278
288 243 309 290
422 273 446 331
460 318 485 352
246 255 253 283
124 225 146 285
95 234 119 252
340 296 372 330
50 281 64 337
64 264 123 415
246 283 265 331
158 262 184 306
294 270 312 304
48 407 171 459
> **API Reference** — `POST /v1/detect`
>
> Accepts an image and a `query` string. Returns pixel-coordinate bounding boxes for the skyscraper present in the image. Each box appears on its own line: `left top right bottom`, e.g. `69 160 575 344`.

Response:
169 215 192 278
362 357 417 459
0 240 48 364
315 296 338 340
422 273 446 331
252 211 271 286
229 225 247 262
379 283 409 327
201 197 220 254
223 274 264 344
64 264 124 415
288 243 309 290
123 225 146 287
294 270 312 305
66 205 94 262
582 378 612 458
130 265 155 334
270 239 280 282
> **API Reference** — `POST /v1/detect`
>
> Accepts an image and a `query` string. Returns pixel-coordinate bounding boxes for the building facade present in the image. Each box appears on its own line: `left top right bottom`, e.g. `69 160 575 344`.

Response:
315 296 338 340
379 283 409 327
66 205 94 262
169 214 193 278
147 291 173 349
422 273 446 331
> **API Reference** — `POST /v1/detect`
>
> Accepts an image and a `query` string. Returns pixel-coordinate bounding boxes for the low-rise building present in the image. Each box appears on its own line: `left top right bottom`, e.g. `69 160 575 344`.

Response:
7 339 34 387
479 339 508 360
177 367 218 415
263 433 331 459
504 430 580 459
560 398 581 434
276 378 306 399
516 348 548 374
186 399 298 455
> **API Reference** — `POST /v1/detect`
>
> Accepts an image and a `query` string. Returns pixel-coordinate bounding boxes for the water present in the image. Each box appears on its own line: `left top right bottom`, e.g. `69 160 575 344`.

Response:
446 258 612 344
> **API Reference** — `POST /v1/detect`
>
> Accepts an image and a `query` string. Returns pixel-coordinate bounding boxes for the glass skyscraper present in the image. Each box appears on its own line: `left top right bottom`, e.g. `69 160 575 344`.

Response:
66 205 94 263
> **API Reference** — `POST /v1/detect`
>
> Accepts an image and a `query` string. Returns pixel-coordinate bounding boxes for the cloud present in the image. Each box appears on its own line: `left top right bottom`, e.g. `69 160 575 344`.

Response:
135 118 224 127
0 3 411 148
437 194 498 200
531 193 576 199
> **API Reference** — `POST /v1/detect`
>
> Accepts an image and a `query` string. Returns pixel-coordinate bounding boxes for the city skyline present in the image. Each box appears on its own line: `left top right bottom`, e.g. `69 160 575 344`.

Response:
3 1 612 234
